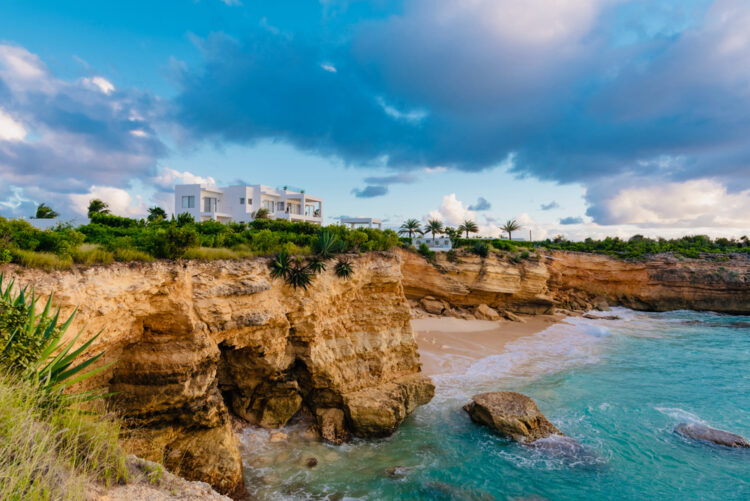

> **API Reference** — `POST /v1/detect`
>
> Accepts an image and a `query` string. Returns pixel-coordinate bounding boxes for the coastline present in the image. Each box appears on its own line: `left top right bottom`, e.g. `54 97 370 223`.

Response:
412 313 568 376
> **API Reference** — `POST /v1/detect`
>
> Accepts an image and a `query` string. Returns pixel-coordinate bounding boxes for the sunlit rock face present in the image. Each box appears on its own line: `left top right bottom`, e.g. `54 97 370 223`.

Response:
6 252 433 495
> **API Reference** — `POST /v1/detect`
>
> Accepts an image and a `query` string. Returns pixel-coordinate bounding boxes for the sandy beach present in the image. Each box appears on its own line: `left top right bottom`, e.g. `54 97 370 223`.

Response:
412 314 567 376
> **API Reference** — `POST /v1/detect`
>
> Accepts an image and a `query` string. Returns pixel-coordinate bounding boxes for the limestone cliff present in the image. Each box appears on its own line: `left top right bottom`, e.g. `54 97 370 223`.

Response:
3 252 434 496
398 248 750 315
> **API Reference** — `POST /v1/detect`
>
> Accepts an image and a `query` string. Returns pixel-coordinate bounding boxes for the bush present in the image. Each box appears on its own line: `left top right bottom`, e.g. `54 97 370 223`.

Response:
149 225 199 259
418 243 436 262
520 251 530 260
472 242 489 258
446 249 459 263
11 249 73 270
334 258 354 279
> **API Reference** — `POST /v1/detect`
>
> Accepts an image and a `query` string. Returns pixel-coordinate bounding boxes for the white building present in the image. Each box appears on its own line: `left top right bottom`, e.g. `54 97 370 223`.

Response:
340 217 382 229
413 236 453 251
174 184 323 224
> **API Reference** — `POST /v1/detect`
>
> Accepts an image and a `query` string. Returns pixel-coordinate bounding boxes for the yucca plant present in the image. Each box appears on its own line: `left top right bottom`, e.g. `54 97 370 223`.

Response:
0 273 112 408
334 258 354 279
313 230 340 259
270 248 292 279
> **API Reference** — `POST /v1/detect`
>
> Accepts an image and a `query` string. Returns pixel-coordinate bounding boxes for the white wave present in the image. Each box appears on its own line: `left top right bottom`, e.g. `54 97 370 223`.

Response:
655 406 708 425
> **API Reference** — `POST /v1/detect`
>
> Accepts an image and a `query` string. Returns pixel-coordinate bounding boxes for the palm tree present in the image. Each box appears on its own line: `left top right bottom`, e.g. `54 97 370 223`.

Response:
458 219 479 238
425 219 444 242
501 219 522 241
398 219 423 239
34 203 59 219
147 206 167 222
87 199 110 217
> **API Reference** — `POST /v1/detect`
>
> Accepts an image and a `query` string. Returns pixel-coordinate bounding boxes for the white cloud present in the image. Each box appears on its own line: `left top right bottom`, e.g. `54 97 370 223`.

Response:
320 63 337 73
152 167 217 191
130 129 147 138
0 44 54 94
69 185 147 217
423 166 447 173
220 0 242 5
81 76 115 95
0 109 26 141
604 179 750 228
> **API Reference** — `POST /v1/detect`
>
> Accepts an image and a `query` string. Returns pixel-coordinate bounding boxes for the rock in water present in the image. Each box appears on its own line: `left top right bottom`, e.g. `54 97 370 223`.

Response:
675 422 750 448
463 392 561 443
316 408 350 444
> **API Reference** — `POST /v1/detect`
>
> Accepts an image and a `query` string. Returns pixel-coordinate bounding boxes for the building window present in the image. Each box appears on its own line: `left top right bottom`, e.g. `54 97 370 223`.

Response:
276 201 284 211
247 199 252 206
240 197 245 205
203 197 218 212
181 196 195 209
262 200 275 211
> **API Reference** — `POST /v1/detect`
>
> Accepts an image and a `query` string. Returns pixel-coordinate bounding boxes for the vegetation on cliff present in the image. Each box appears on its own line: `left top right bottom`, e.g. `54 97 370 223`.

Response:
0 275 127 499
0 214 400 269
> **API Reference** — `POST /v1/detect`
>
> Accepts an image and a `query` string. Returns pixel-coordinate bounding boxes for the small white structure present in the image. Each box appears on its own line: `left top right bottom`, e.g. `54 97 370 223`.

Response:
174 184 323 224
414 236 453 251
340 217 382 229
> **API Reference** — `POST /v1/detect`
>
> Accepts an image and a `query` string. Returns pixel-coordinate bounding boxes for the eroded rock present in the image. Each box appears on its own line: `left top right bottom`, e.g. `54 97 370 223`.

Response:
316 408 350 444
421 296 448 315
675 422 750 448
463 392 560 443
473 304 500 321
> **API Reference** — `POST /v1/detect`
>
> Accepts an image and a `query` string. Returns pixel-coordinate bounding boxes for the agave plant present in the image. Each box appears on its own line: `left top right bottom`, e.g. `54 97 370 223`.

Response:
307 256 327 274
286 259 314 290
0 273 112 407
313 230 340 259
270 249 292 279
334 258 354 279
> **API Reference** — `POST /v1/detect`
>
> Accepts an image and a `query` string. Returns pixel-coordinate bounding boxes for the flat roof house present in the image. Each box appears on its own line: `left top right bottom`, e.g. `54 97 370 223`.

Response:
174 184 323 224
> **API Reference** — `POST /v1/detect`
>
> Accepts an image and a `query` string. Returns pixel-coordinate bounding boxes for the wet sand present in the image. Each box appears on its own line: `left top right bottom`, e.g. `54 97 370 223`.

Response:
412 314 567 376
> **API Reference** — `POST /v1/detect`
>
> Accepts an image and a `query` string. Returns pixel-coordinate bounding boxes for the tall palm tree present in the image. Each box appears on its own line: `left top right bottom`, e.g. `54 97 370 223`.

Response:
458 219 479 238
501 219 522 241
34 203 59 219
398 219 423 239
87 199 110 217
425 219 444 241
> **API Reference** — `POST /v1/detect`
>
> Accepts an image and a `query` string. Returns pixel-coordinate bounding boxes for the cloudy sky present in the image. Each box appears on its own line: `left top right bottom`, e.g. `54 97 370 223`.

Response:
1 0 749 240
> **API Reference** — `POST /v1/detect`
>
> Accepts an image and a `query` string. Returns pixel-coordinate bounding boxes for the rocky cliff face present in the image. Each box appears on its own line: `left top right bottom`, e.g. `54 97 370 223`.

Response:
546 251 750 314
398 248 750 315
3 253 434 496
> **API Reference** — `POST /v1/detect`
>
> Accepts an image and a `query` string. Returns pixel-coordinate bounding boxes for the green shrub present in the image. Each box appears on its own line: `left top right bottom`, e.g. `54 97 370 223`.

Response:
418 243 436 261
149 226 199 259
270 249 292 279
285 259 314 290
313 230 340 258
472 242 489 258
446 249 459 263
520 251 530 260
0 249 11 265
113 248 154 262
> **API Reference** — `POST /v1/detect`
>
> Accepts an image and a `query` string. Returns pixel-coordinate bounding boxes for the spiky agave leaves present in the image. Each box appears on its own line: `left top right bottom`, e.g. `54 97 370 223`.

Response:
270 249 292 279
334 258 354 279
286 257 314 290
307 256 326 274
0 272 114 409
313 230 340 259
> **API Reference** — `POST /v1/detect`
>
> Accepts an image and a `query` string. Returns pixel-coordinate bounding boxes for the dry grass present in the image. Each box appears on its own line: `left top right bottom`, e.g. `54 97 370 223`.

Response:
11 249 73 270
0 374 128 500
113 248 154 262
183 247 241 261
71 244 115 266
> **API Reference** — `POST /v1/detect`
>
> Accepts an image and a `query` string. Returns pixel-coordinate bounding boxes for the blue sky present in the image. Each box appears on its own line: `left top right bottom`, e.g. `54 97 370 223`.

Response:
1 0 749 239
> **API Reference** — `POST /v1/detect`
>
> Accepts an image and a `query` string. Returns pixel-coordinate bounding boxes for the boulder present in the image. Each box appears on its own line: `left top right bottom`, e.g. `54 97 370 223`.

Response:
500 310 525 323
420 296 448 315
675 422 750 448
592 297 610 311
474 304 501 321
315 408 350 445
463 392 560 443
344 373 435 437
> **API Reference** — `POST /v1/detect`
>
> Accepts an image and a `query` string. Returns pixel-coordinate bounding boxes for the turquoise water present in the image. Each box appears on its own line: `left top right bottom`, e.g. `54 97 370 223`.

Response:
240 310 750 500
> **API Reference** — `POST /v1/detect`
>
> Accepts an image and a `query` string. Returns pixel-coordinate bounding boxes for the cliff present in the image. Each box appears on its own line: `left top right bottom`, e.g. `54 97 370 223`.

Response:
398 248 750 315
3 252 434 496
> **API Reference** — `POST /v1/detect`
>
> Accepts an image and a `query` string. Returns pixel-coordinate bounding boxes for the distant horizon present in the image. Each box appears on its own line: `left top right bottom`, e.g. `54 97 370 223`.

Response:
2 1 750 242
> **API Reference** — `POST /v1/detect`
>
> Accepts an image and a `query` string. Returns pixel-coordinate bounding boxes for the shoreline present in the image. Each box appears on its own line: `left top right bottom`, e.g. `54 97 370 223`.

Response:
412 313 568 376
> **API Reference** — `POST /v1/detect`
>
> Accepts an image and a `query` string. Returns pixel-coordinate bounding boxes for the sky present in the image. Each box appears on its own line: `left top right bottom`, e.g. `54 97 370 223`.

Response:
1 0 750 240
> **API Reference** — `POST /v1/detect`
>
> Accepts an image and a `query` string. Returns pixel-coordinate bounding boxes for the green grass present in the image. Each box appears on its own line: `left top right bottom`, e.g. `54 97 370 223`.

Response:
11 249 73 270
71 244 115 266
113 248 154 262
183 246 240 261
0 373 128 500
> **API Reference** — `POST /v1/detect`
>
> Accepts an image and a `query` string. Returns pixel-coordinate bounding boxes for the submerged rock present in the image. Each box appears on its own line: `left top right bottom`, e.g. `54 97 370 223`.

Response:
675 422 750 448
463 392 560 443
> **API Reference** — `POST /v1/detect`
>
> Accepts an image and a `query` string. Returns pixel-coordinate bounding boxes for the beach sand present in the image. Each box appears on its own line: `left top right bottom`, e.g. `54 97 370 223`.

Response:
412 314 567 376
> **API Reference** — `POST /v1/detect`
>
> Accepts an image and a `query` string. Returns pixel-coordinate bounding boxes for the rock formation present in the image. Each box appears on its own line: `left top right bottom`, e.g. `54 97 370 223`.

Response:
4 252 434 495
675 423 750 448
399 248 750 315
463 392 561 443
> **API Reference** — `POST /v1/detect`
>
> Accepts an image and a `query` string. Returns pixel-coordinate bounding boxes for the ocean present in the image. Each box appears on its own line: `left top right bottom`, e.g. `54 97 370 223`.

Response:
239 309 750 500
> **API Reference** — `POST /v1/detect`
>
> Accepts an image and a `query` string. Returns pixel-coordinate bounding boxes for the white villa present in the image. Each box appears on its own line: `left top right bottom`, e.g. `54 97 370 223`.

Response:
174 184 323 224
